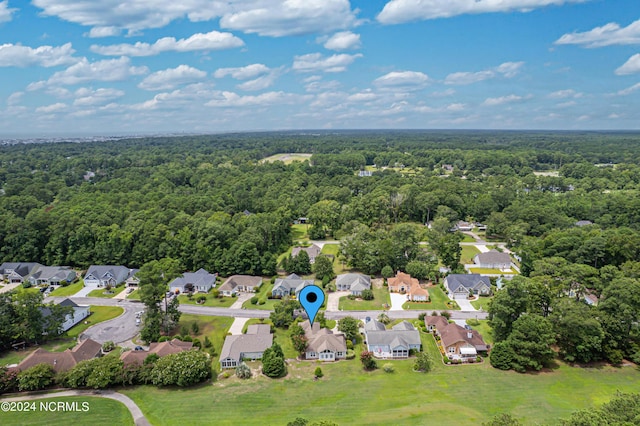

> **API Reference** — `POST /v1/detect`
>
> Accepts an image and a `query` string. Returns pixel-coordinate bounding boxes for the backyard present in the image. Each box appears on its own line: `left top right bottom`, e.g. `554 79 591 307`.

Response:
460 245 481 264
338 286 391 311
402 286 459 311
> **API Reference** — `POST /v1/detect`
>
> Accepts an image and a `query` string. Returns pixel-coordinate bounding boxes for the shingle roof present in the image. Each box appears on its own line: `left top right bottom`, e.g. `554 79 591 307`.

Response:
388 272 418 291
474 250 511 265
292 244 322 259
169 269 217 290
0 262 42 277
218 275 262 292
29 266 76 282
16 338 101 373
148 339 194 357
336 273 371 291
84 265 132 283
272 274 313 295
220 325 273 362
445 274 491 290
424 316 449 331
300 320 347 353
365 321 420 348
439 323 487 351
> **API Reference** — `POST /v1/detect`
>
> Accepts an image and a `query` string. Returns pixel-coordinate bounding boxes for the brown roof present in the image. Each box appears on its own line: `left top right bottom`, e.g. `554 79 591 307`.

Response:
439 323 487 351
388 272 419 292
16 338 101 373
474 250 511 265
218 275 262 292
121 338 194 366
408 283 429 298
120 351 148 367
424 316 449 331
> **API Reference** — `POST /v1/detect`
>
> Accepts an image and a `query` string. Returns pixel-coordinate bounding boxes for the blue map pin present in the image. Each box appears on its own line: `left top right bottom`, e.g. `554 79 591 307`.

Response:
299 285 325 326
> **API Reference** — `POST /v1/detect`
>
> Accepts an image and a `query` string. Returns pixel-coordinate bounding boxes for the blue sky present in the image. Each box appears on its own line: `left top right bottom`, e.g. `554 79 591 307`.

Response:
1 0 639 136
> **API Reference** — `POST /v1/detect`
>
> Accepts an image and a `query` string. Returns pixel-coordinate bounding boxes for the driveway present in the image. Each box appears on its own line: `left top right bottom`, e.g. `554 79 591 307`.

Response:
455 297 477 312
228 317 250 335
74 284 96 297
0 283 22 294
229 292 253 309
326 291 349 311
389 292 407 311
81 305 139 344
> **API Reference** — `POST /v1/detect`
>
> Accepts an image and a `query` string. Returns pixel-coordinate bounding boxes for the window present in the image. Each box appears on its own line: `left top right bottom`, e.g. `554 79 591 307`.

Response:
448 347 456 353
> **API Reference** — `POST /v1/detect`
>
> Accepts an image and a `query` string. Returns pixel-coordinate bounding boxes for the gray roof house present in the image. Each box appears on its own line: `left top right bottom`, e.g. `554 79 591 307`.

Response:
301 320 347 362
364 319 421 359
0 262 43 284
473 250 512 269
29 266 77 286
84 265 135 288
40 298 90 333
291 244 322 264
169 269 217 294
335 273 371 296
218 275 262 296
271 274 313 298
444 274 491 299
219 324 273 369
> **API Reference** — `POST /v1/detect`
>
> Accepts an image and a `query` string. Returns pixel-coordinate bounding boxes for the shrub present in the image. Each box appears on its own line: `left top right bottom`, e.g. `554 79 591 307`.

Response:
440 311 451 320
414 352 434 372
262 343 286 378
383 363 395 373
144 353 160 365
466 318 480 327
158 336 170 342
381 265 394 279
180 325 189 336
314 367 323 378
326 283 336 292
490 342 515 370
0 367 18 394
192 338 202 348
211 289 220 298
361 289 374 300
360 351 377 371
18 363 55 391
191 321 200 334
346 339 353 350
196 295 206 304
250 296 259 305
180 335 193 342
203 336 212 348
235 362 252 379
102 341 116 352
346 349 355 360
150 351 211 386
85 354 125 389
418 312 427 321
258 298 266 305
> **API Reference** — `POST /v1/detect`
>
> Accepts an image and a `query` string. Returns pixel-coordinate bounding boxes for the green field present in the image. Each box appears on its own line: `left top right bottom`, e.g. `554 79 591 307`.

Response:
469 319 495 345
291 224 310 242
178 293 235 308
402 286 459 311
49 280 83 297
261 153 313 164
470 296 493 311
0 396 134 426
173 314 234 366
120 331 640 425
126 289 140 300
460 245 481 264
241 283 279 310
87 284 126 298
461 234 477 243
338 286 391 310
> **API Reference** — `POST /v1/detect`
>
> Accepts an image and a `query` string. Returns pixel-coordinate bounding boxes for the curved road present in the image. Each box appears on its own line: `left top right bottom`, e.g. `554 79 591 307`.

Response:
1 389 150 426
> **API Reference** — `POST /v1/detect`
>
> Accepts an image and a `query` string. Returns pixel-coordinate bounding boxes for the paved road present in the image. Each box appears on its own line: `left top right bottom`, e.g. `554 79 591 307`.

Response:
2 389 150 426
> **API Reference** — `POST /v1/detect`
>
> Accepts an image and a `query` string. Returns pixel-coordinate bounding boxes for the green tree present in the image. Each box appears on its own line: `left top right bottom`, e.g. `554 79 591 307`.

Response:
338 316 359 341
361 289 374 300
360 351 377 370
405 260 429 281
506 314 556 372
313 255 335 282
17 363 55 391
551 300 604 363
262 343 286 378
270 298 300 329
413 351 433 372
488 276 530 342
381 265 394 279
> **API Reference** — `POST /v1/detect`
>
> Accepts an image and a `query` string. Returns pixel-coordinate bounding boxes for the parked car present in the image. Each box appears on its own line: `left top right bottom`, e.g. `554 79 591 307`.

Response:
126 287 134 294
134 346 144 351
135 318 141 326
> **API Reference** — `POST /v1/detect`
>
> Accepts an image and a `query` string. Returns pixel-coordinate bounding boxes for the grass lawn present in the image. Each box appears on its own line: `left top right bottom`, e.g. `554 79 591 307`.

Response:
468 268 517 275
461 234 477 243
0 396 134 426
87 284 126 298
242 283 279 310
338 286 391 311
178 293 236 308
49 280 83 297
66 305 125 339
460 245 481 264
121 332 640 426
291 223 310 242
172 314 234 366
320 243 350 274
469 319 495 345
126 289 140 300
403 286 459 311
470 296 493 311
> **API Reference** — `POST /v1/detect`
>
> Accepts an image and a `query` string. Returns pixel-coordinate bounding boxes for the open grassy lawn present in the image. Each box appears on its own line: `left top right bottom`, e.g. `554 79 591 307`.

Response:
242 283 279 310
403 286 459 311
87 284 126 298
291 223 310 242
172 314 233 366
338 286 391 311
469 319 495 345
66 305 125 339
470 296 493 311
121 333 640 426
0 396 134 426
49 280 83 297
320 243 348 274
461 234 477 243
126 289 140 300
261 153 313 164
178 293 236 308
469 267 517 275
460 245 481 264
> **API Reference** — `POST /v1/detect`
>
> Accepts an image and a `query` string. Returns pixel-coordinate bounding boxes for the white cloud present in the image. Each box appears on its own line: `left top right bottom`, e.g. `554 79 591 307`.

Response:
138 65 207 91
373 70 430 91
132 83 219 110
615 54 640 75
0 1 15 23
548 89 583 98
0 43 76 67
322 31 361 51
214 63 270 80
7 92 23 106
431 88 456 97
87 27 122 38
347 91 377 102
614 82 640 96
555 19 640 48
445 61 523 85
446 103 466 111
32 1 358 37
377 0 587 25
205 91 310 107
236 69 283 91
482 94 530 106
304 79 341 93
293 53 362 73
91 31 244 56
34 57 148 86
73 88 125 106
36 102 67 113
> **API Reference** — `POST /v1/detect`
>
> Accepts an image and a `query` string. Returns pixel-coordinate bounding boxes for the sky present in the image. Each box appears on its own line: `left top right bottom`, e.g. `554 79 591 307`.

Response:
1 0 639 136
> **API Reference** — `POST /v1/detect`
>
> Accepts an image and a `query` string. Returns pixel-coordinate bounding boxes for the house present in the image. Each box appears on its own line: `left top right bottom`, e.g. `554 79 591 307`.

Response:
358 170 372 177
169 268 217 294
271 274 313 298
291 244 322 264
125 269 140 287
584 293 599 306
444 274 491 299
408 284 429 302
473 250 512 269
575 220 594 227
364 319 421 358
84 265 136 288
219 324 273 369
300 320 346 361
14 338 101 373
218 275 263 296
388 271 418 293
40 298 90 332
29 266 77 287
424 316 449 333
335 273 371 296
455 221 474 232
120 339 194 366
0 262 42 284
439 323 487 359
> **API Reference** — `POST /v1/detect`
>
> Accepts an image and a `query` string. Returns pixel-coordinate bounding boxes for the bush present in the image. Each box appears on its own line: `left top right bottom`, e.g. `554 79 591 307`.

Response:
235 362 252 379
262 343 286 378
258 298 266 305
383 363 395 373
381 265 394 279
18 363 55 391
250 296 259 305
418 312 427 321
150 351 211 386
414 352 434 372
102 341 116 352
180 325 189 336
361 289 374 300
346 349 355 360
203 336 212 348
0 367 18 394
346 339 353 350
440 311 451 320
490 342 515 370
192 338 202 348
314 367 323 378
191 321 200 334
360 351 377 371
466 318 480 327
196 295 206 304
